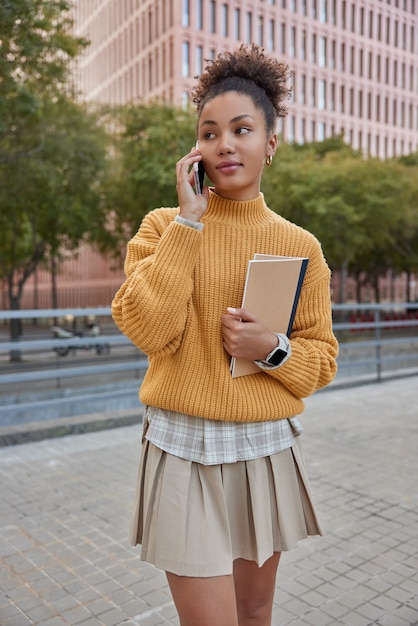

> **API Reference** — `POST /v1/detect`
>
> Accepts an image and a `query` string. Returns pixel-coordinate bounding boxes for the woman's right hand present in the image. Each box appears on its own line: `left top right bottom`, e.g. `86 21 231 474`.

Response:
176 146 209 222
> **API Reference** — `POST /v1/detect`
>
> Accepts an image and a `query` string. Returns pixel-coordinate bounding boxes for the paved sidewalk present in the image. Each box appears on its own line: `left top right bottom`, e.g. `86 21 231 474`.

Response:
0 377 417 626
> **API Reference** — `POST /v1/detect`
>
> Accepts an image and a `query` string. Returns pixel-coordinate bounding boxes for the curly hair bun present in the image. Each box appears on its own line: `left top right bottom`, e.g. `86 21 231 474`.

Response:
191 44 292 122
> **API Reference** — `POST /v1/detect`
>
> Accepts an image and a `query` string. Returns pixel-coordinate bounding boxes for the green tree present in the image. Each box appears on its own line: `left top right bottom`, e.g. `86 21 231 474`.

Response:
0 0 110 357
263 139 366 302
107 103 197 240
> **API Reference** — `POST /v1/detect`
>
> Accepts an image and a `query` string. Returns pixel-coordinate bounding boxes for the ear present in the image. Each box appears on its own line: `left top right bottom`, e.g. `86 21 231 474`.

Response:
267 133 278 159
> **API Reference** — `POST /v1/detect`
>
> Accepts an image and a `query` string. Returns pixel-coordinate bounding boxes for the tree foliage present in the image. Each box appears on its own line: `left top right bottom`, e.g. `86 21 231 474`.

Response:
263 137 418 302
105 103 197 239
0 0 109 355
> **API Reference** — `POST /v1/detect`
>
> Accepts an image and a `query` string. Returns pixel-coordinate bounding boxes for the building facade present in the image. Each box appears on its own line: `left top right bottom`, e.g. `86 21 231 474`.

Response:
73 0 418 158
29 0 415 309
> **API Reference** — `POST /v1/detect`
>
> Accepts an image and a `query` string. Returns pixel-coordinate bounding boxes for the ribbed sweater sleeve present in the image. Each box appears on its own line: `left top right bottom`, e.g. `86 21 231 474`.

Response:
112 192 338 423
112 211 202 354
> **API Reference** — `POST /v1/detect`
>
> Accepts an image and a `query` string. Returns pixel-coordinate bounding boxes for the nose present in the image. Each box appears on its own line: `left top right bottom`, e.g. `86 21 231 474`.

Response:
217 133 235 155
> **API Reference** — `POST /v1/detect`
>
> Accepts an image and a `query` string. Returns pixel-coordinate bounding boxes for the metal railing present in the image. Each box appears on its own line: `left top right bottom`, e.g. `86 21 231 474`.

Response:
0 304 417 422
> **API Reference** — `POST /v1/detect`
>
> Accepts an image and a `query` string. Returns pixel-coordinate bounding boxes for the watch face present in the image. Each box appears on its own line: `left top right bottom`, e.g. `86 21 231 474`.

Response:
268 348 288 366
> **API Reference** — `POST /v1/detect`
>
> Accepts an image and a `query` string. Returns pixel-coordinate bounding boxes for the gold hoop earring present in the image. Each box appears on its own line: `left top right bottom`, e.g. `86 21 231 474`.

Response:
266 155 272 166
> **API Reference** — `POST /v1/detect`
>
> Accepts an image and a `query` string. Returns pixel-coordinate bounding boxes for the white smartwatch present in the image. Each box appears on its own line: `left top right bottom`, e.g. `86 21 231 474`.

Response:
255 333 291 370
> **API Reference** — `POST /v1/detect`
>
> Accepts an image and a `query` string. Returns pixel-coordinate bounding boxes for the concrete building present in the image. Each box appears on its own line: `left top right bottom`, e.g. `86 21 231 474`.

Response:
24 0 414 309
72 0 418 158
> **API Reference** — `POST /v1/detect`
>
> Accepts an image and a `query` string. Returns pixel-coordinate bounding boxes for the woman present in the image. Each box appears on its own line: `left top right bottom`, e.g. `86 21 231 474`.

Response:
112 44 338 626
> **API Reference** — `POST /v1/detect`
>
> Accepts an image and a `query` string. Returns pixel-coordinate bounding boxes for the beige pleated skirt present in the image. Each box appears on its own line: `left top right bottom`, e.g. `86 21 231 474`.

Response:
130 436 323 577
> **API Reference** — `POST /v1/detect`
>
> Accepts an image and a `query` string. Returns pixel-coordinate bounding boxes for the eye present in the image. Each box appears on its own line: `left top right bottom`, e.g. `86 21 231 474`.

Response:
236 127 251 135
203 131 216 140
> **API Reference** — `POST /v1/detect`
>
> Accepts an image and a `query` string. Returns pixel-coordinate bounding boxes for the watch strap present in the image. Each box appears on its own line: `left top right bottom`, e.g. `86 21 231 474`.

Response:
255 333 291 370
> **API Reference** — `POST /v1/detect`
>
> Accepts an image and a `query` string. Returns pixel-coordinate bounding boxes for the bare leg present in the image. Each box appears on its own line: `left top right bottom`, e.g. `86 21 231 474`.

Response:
166 572 239 626
233 552 281 626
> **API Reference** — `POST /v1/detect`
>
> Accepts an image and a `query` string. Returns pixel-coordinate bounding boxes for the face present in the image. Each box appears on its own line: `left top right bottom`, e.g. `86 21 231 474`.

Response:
197 92 277 201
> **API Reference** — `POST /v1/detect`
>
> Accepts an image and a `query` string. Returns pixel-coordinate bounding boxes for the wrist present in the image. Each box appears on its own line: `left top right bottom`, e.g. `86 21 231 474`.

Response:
255 333 291 370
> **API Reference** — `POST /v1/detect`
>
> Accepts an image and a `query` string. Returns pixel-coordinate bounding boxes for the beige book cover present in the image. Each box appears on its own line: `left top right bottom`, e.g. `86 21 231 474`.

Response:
230 254 309 378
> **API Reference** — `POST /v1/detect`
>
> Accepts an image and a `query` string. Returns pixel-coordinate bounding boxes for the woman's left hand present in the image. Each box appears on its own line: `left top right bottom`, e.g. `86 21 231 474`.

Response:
221 307 278 361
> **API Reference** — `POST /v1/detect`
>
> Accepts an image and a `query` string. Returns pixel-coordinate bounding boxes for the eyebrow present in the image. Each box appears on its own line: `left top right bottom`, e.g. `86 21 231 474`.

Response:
201 114 256 127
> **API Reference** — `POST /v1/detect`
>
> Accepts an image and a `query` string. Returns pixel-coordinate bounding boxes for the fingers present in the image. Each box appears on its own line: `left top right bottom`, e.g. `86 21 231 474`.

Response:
226 307 257 323
176 146 207 221
176 146 201 189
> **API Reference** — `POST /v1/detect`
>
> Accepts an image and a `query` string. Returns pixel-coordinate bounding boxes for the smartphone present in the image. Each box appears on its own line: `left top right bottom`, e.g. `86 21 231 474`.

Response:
194 160 205 195
193 142 205 194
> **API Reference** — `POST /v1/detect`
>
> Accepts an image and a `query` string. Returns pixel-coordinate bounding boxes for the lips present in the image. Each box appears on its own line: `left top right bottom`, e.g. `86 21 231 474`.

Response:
216 160 241 173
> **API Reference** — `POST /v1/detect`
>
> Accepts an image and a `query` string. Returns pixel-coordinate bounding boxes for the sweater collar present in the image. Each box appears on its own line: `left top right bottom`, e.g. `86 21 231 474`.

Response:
202 189 273 227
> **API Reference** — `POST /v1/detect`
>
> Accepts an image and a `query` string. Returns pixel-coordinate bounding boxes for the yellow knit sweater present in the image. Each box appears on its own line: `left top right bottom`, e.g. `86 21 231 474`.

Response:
112 191 338 422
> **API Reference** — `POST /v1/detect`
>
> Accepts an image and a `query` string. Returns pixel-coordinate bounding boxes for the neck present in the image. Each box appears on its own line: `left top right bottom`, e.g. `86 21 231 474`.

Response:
202 189 272 227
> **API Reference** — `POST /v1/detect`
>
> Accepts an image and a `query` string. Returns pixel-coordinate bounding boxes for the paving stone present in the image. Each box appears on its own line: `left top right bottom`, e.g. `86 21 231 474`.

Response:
0 377 417 626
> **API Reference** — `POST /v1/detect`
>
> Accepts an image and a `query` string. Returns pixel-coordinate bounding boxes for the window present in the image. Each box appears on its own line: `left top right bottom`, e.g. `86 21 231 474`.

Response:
234 8 240 40
349 87 354 115
376 94 380 121
300 118 306 144
367 92 372 119
330 82 335 110
359 90 363 117
340 85 345 113
318 121 325 141
311 77 316 106
246 12 252 43
350 45 355 73
182 41 190 77
369 10 373 38
360 7 364 36
340 42 345 71
280 22 286 55
210 1 216 33
359 49 363 77
182 0 190 26
196 0 203 29
311 33 317 63
331 0 336 25
319 0 327 23
330 39 336 68
221 4 228 37
311 0 317 19
196 45 203 74
319 79 326 109
301 30 307 60
319 36 327 67
368 51 373 80
257 15 264 46
268 19 275 51
301 1 307 16
300 74 306 104
290 0 296 12
350 3 355 31
288 116 295 143
290 26 296 57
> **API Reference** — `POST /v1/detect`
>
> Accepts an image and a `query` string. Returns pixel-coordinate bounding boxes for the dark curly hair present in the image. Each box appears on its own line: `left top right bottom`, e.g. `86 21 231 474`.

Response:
190 44 292 134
